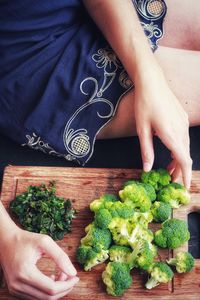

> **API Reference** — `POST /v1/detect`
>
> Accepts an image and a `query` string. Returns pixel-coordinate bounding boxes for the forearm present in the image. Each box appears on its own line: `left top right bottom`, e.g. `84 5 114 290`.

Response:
83 0 162 82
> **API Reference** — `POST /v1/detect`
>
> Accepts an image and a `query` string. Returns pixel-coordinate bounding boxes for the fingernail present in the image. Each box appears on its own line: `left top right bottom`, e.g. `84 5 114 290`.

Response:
143 162 151 172
69 266 77 276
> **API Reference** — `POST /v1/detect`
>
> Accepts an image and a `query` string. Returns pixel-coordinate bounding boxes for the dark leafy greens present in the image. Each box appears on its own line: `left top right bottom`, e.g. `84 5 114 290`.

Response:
9 181 76 240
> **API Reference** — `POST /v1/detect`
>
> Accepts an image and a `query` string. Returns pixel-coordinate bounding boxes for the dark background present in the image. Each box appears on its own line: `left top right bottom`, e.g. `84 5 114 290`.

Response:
0 125 200 257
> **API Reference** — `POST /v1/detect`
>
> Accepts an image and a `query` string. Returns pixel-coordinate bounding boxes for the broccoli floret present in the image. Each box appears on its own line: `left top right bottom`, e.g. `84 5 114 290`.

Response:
94 201 134 230
131 211 153 228
151 201 172 223
90 194 118 212
81 223 112 250
123 180 156 202
102 262 132 296
109 201 135 219
108 218 131 246
167 251 195 273
119 184 151 212
109 245 132 264
129 239 157 271
141 168 171 191
157 182 190 208
94 208 113 229
128 223 154 249
76 245 109 271
145 262 174 289
154 218 190 249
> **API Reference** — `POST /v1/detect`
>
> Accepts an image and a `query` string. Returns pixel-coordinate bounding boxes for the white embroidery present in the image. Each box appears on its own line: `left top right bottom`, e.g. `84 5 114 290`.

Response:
63 47 121 162
141 21 162 39
22 132 76 162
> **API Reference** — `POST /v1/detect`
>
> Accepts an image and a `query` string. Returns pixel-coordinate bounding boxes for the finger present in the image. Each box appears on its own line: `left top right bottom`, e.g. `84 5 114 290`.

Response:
171 165 181 182
138 126 154 172
23 266 79 295
57 272 68 281
167 159 177 176
50 275 56 281
40 236 77 276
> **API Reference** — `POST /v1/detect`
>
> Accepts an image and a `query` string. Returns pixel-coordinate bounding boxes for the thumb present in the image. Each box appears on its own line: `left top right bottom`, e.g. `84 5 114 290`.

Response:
138 126 154 172
40 236 77 277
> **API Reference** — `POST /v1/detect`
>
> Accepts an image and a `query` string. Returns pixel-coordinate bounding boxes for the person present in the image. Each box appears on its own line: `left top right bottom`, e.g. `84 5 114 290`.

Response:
0 0 199 299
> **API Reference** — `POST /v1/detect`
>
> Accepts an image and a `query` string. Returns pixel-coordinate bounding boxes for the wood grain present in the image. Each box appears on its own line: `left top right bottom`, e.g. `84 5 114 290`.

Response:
0 166 200 300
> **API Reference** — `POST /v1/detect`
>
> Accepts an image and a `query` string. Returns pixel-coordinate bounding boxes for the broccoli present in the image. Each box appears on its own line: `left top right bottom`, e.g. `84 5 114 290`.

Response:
94 201 134 229
157 182 190 208
90 194 118 212
145 262 174 289
141 168 171 191
154 218 190 249
119 184 151 212
129 239 157 271
102 262 132 296
108 217 131 246
108 217 153 247
131 211 153 228
94 208 113 229
76 245 109 271
81 223 112 250
123 180 156 202
151 201 172 223
109 245 132 264
128 223 154 249
167 251 195 273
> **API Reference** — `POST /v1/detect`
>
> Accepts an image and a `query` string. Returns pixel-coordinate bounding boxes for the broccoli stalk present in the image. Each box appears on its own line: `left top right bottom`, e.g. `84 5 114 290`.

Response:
145 262 174 289
167 252 195 273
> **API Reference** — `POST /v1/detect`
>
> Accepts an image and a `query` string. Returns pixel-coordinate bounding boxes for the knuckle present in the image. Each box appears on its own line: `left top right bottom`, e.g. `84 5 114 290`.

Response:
40 234 52 246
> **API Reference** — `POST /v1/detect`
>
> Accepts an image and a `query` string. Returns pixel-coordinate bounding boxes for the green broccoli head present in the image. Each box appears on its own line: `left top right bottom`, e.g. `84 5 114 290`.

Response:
145 262 174 289
109 201 135 219
119 184 151 212
109 245 132 264
129 239 157 271
102 262 132 296
76 245 109 271
151 201 172 223
90 194 118 212
81 223 112 250
123 180 156 202
154 218 190 249
141 168 171 191
94 208 113 229
167 251 195 273
157 182 190 208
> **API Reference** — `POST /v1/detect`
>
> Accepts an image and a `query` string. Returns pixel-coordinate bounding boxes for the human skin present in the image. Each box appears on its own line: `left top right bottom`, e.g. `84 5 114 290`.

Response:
0 1 200 299
83 0 200 188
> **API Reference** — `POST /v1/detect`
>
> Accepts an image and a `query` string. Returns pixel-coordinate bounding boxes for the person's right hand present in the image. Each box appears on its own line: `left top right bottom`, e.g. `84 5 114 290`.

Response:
0 226 79 300
133 66 192 188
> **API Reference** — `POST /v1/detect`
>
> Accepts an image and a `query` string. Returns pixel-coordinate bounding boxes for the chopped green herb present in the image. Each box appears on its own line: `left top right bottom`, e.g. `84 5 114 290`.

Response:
9 181 76 240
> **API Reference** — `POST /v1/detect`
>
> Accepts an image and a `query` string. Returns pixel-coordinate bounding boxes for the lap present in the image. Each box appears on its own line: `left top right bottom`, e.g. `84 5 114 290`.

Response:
160 0 200 50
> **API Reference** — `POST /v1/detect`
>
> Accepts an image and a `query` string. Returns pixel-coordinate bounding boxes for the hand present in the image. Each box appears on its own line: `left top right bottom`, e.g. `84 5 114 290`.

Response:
134 67 192 188
0 227 79 300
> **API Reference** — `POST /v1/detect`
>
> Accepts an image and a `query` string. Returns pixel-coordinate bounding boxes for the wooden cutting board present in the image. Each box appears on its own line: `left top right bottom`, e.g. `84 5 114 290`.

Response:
0 166 200 300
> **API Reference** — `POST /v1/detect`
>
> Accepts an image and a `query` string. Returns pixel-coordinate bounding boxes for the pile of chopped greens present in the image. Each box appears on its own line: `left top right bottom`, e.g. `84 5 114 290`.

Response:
76 168 194 297
9 181 76 240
